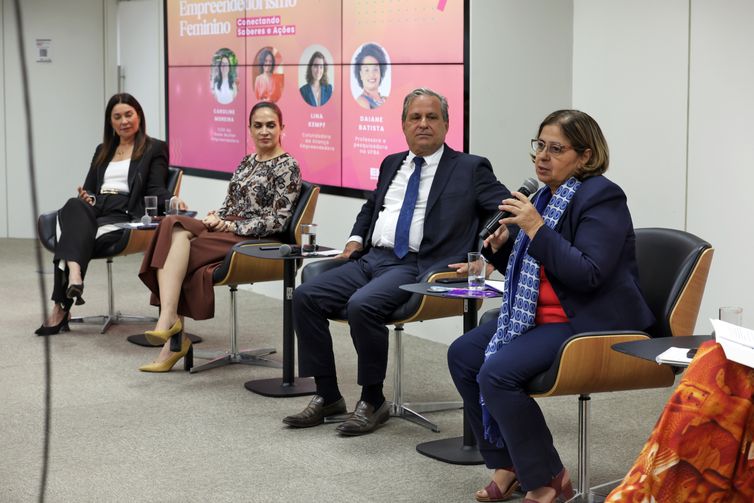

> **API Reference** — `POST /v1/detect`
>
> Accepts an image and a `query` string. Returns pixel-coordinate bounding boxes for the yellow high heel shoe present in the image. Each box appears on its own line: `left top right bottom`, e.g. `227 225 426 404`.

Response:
138 337 193 373
143 319 182 345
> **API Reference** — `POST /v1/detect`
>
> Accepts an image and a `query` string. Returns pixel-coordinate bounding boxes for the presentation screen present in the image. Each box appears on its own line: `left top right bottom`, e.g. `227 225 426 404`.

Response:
165 0 466 194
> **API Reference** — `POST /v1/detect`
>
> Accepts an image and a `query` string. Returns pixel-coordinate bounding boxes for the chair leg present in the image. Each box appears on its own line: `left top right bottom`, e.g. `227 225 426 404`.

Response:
191 285 279 373
577 394 590 499
577 394 626 502
70 258 157 333
388 324 453 432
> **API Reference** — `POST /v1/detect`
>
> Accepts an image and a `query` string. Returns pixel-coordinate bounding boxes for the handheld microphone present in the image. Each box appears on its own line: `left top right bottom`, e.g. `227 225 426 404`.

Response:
279 244 301 256
479 177 539 240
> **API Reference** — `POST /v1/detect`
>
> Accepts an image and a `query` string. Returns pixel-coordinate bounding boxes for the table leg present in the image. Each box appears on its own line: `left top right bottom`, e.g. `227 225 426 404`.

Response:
416 298 483 464
244 259 315 397
416 409 483 465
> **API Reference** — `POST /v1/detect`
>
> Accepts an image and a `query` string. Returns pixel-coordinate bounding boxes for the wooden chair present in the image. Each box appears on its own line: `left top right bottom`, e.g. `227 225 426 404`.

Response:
37 167 183 333
190 181 320 373
477 227 714 500
300 261 481 432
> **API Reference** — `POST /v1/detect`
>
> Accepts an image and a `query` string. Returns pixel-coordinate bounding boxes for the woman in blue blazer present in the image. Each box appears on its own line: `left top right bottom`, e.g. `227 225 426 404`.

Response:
448 110 654 503
299 51 332 107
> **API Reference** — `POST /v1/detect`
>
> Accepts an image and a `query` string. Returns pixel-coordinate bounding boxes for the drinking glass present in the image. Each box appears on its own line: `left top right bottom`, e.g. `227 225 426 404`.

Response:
164 198 177 215
301 223 318 255
719 306 743 326
467 252 485 291
144 196 158 220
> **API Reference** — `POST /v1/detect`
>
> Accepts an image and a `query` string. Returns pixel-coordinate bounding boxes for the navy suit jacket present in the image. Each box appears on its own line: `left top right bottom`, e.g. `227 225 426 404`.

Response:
299 83 333 107
83 137 172 220
350 144 510 275
487 175 655 334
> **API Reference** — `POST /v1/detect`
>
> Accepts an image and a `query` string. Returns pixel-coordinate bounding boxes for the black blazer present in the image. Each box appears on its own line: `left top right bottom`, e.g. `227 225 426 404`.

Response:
350 144 511 275
487 175 655 334
82 137 172 220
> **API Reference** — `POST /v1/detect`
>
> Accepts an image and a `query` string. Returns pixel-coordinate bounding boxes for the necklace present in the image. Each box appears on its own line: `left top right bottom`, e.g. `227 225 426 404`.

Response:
116 144 133 157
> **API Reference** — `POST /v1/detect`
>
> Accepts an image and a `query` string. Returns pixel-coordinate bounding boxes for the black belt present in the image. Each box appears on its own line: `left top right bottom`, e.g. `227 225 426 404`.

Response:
99 189 129 196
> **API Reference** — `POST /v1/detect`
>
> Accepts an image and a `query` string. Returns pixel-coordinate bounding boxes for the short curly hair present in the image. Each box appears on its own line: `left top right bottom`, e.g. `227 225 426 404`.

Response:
353 43 388 89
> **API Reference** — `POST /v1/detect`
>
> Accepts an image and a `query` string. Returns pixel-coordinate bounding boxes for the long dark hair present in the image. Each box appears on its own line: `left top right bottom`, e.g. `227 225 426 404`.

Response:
213 51 236 91
305 51 329 87
258 48 275 74
93 93 148 168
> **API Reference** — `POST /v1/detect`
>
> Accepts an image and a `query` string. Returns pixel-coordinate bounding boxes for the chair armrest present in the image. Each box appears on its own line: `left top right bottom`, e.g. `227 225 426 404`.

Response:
391 266 471 324
527 331 675 397
420 267 462 283
301 258 348 284
479 308 500 326
37 211 57 252
213 239 286 286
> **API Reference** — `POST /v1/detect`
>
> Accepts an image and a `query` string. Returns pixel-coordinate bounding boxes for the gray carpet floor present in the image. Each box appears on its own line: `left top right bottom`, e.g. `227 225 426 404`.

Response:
0 238 677 502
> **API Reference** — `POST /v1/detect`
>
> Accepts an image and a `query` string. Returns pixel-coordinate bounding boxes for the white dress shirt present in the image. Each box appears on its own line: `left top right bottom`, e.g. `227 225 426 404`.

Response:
349 145 444 253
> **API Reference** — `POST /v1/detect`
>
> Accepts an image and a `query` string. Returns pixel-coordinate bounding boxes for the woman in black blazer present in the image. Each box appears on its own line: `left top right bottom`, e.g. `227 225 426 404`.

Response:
35 93 173 335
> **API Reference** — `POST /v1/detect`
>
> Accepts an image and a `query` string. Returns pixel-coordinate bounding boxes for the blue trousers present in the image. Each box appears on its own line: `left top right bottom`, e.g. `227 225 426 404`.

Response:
294 247 419 386
447 318 574 491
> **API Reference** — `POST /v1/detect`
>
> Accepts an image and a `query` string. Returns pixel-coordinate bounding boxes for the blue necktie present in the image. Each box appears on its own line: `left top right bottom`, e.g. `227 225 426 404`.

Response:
393 156 424 258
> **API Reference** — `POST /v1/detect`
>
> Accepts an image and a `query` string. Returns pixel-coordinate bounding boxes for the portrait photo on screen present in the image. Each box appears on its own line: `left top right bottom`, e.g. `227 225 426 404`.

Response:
210 48 239 105
351 42 391 111
253 46 284 103
299 46 335 108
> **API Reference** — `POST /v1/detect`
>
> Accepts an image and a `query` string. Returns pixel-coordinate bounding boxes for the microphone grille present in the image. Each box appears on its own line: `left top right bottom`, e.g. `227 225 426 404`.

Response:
521 177 539 196
279 244 292 256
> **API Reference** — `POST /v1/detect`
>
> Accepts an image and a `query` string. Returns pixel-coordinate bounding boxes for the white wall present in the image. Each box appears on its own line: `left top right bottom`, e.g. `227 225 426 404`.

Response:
470 0 573 187
686 0 754 327
117 0 163 136
2 0 115 238
573 0 690 230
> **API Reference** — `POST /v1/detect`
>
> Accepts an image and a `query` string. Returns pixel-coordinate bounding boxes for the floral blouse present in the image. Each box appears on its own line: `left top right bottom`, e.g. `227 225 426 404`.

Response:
217 153 301 237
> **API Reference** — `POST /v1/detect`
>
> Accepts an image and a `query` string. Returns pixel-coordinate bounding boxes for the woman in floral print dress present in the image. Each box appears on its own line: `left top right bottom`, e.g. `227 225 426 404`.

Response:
137 101 301 372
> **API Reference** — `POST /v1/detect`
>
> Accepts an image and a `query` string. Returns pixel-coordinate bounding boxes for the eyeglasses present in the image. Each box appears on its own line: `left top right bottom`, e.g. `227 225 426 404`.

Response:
531 139 575 157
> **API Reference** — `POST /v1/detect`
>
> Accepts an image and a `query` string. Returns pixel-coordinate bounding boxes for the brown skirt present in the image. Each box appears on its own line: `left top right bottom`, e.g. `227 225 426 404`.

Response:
138 215 246 320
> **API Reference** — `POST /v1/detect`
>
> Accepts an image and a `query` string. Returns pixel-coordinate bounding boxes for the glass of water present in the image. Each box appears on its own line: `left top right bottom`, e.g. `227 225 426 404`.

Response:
164 198 177 215
300 223 318 255
143 196 158 223
467 252 485 291
719 306 743 326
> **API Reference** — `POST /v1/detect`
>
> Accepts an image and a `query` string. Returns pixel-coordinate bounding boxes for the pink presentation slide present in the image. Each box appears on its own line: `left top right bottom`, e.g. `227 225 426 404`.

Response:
166 0 464 191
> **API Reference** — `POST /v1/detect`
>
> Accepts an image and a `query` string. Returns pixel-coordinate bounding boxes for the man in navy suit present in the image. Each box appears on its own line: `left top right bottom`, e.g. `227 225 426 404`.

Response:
283 88 510 435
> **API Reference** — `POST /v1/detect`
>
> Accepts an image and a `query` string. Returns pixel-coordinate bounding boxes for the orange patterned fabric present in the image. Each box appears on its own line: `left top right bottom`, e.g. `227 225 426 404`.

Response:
606 341 754 502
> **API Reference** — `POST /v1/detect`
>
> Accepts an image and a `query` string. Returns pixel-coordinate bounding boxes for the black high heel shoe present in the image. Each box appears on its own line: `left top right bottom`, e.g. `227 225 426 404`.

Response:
66 283 85 306
35 312 71 336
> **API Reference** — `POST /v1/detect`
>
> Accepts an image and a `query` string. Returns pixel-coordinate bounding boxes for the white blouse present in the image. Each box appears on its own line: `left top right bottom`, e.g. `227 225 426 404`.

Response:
100 159 130 194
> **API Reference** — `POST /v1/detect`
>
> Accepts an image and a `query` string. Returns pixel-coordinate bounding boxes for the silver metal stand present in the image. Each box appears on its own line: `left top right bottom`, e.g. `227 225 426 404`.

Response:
69 257 157 333
559 395 623 503
190 285 280 373
388 324 462 432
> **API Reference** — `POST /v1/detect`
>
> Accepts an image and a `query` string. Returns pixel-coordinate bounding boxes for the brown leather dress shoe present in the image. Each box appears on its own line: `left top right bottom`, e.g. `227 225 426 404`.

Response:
282 395 347 428
335 400 390 436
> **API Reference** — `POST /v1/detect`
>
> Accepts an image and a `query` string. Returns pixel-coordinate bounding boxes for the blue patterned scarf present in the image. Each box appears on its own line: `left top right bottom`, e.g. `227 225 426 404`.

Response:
480 176 582 447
